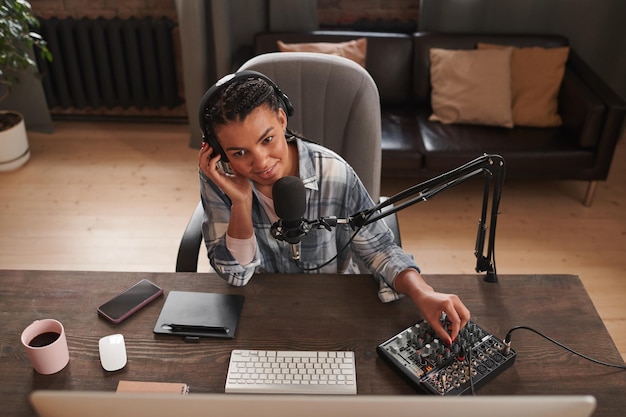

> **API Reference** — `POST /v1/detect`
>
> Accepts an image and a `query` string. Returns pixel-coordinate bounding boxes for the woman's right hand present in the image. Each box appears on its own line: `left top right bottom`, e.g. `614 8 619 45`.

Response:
199 142 253 205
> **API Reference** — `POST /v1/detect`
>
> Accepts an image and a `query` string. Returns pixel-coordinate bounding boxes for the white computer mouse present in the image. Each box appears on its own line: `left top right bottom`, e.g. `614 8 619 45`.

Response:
98 334 127 371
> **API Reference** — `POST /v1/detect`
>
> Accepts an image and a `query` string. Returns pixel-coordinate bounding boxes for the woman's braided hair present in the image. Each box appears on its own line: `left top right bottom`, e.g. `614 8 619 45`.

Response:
203 76 282 141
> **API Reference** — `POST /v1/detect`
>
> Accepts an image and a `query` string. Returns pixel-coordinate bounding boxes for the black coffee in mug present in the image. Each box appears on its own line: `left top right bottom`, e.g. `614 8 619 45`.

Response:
28 331 61 347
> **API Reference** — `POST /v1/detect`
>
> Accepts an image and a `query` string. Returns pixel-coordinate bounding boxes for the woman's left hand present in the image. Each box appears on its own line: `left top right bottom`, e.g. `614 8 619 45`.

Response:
199 142 253 205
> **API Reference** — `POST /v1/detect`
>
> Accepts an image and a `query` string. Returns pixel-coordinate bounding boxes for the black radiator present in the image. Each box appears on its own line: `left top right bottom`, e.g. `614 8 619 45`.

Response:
36 16 181 110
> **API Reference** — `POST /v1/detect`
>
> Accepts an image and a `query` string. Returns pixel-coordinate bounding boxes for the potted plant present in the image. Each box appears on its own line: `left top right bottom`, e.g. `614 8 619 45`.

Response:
0 0 51 171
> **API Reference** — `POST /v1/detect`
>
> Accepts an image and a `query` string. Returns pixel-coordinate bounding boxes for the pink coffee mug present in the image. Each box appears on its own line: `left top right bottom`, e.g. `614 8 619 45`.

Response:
20 319 70 375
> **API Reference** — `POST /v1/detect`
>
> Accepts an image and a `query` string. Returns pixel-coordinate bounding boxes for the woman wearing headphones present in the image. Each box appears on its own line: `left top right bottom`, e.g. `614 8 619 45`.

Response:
197 71 469 345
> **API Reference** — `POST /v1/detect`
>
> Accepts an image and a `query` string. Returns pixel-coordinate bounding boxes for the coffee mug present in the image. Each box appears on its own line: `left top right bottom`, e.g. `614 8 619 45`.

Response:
20 319 70 375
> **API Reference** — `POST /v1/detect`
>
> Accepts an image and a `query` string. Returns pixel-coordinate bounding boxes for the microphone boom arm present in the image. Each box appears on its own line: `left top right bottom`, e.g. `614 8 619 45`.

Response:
348 154 505 283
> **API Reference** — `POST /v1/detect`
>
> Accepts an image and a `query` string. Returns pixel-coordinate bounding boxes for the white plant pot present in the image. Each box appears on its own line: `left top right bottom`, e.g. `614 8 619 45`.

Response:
0 111 31 171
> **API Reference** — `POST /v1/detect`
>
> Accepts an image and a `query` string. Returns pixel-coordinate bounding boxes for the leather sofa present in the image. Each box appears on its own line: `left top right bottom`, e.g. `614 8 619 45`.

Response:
253 31 625 205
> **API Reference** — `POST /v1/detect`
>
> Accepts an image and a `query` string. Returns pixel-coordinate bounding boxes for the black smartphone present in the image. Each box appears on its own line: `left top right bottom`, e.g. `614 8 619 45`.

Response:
216 160 236 177
97 279 163 324
204 141 236 177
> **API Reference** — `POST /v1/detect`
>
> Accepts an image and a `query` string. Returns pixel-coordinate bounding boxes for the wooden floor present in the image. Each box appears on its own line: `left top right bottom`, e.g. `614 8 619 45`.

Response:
1 121 624 359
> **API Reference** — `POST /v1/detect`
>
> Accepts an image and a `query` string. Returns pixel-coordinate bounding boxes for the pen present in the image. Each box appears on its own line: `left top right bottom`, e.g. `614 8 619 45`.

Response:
167 324 229 334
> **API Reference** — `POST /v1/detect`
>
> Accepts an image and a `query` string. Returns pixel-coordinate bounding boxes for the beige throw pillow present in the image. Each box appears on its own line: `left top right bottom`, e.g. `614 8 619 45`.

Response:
277 38 367 68
478 43 570 127
429 48 514 128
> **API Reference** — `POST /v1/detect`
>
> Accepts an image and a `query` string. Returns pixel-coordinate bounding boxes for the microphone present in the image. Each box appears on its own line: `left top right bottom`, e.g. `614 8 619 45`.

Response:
271 176 309 260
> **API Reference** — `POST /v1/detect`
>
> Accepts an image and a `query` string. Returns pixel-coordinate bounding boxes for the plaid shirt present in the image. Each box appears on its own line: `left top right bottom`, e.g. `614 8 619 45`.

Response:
200 139 419 302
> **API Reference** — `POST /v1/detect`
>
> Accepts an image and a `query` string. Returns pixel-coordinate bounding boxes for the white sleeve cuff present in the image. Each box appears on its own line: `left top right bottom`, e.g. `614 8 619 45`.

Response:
225 234 257 266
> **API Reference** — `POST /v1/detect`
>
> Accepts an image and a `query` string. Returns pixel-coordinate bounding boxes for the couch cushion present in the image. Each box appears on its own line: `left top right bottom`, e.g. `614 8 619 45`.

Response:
428 47 514 128
276 38 367 67
412 33 570 105
478 43 570 127
380 106 423 176
414 112 595 179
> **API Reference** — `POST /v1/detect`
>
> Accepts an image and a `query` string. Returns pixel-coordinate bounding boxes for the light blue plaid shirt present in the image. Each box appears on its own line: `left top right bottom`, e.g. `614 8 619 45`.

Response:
200 139 420 302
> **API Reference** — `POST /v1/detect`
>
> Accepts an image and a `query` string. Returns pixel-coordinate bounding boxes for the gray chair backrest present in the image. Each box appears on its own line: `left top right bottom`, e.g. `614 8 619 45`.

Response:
238 52 382 201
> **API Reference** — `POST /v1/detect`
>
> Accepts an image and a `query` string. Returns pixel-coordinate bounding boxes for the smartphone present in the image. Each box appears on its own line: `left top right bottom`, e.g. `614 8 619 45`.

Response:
204 141 236 177
216 160 236 177
97 279 163 324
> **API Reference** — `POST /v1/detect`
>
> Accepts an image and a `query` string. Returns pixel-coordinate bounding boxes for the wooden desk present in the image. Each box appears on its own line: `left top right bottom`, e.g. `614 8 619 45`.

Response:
1 271 624 416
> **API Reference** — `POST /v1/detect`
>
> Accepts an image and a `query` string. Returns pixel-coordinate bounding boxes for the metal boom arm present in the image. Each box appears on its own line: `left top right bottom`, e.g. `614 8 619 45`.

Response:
349 154 506 283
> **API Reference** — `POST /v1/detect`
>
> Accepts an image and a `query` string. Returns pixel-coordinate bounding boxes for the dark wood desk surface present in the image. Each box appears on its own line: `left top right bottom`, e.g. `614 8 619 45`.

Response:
1 270 624 416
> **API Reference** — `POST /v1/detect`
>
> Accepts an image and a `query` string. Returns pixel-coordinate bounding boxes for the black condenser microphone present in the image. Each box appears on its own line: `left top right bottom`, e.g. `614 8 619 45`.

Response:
271 176 308 260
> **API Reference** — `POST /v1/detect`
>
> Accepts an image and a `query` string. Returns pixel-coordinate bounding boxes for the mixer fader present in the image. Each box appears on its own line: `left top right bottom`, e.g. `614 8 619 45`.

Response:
377 317 516 395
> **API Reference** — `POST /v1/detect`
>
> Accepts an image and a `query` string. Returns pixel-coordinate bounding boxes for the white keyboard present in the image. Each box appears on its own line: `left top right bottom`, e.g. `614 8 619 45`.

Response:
225 349 357 394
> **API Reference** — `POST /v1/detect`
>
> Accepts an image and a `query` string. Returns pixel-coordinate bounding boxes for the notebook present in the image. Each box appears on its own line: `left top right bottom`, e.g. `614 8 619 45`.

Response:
153 291 244 339
30 391 597 417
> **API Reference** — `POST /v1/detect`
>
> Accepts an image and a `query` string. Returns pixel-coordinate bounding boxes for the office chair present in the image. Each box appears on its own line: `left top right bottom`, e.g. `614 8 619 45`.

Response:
176 52 401 272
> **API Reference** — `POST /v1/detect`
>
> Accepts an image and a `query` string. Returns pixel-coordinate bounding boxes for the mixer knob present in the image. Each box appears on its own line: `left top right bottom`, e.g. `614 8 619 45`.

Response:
415 337 424 349
421 344 432 358
432 338 440 351
406 329 414 341
457 346 467 361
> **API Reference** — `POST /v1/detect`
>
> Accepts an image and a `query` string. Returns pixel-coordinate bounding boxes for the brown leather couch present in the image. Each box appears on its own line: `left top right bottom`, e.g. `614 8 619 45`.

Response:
254 31 625 204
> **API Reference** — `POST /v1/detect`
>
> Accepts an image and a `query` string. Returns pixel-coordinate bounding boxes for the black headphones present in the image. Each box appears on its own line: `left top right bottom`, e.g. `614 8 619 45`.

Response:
198 70 294 162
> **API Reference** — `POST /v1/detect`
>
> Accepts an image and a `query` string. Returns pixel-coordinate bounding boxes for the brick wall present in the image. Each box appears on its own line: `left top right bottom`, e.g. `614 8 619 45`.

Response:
30 0 177 20
318 0 419 31
30 0 417 23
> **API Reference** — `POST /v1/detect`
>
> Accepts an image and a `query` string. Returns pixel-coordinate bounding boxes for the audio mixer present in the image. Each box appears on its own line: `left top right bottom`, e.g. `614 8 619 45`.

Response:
377 317 516 395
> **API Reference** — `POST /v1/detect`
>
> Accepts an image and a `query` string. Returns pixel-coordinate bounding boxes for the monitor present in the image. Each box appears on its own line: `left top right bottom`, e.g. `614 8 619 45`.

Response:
30 390 596 417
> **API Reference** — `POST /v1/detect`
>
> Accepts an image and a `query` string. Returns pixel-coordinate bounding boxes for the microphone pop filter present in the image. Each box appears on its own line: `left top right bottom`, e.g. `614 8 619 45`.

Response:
272 176 306 222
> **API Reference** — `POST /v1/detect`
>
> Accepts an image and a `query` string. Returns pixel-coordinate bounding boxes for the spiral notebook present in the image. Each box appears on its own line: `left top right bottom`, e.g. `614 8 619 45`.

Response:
153 291 244 339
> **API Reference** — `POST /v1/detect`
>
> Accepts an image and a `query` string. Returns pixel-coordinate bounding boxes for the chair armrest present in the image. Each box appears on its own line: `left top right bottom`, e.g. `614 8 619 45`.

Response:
567 50 626 111
175 201 205 272
559 68 606 148
566 50 626 178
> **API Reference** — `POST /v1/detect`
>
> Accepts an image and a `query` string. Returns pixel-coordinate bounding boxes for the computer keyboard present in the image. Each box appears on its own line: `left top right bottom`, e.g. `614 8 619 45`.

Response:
225 349 357 394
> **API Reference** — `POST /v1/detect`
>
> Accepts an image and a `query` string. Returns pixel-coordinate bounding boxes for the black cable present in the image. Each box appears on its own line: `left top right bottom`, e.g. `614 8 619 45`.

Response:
294 226 362 272
294 215 370 272
504 326 626 369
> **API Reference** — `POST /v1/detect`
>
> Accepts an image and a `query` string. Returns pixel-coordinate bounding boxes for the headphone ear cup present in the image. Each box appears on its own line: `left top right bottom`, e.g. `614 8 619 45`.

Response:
278 91 294 118
204 133 228 162
199 69 293 164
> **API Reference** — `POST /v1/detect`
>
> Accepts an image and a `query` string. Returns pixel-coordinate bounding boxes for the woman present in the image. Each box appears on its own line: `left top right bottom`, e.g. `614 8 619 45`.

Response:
197 71 470 345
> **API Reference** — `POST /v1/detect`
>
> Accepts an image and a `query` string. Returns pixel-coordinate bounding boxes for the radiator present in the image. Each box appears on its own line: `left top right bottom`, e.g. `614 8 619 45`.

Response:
36 16 181 110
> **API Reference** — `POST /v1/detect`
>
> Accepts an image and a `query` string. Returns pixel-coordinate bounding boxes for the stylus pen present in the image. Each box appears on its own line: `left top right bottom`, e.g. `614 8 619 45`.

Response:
168 324 229 334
